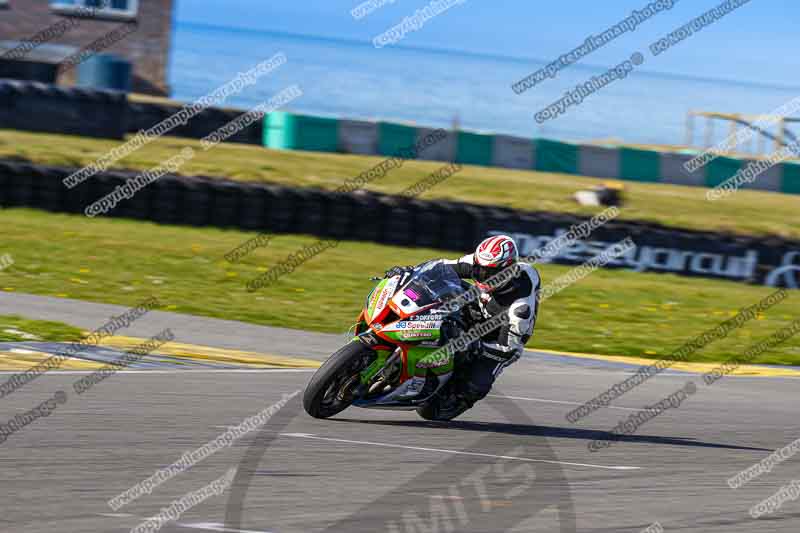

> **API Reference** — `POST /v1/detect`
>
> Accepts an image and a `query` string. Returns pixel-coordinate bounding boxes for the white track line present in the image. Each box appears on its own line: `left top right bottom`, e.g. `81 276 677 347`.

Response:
178 522 274 533
95 514 273 533
0 369 316 375
522 370 689 377
281 433 640 471
488 394 641 412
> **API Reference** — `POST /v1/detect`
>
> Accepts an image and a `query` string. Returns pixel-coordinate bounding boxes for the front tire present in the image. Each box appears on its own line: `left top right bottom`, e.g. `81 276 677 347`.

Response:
303 341 372 419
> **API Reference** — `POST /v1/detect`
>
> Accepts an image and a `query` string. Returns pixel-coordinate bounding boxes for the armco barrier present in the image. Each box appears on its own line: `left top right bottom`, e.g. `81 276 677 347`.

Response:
208 181 241 228
380 195 413 247
0 159 798 288
660 151 705 187
378 122 417 157
238 182 268 231
263 110 291 150
263 184 295 233
417 128 455 162
264 111 339 152
1 80 798 195
0 80 127 139
455 131 493 166
339 119 379 155
536 139 579 174
126 101 262 145
261 112 800 195
743 163 782 192
577 145 619 180
706 156 743 189
150 177 183 225
783 163 800 195
492 135 534 170
619 147 661 183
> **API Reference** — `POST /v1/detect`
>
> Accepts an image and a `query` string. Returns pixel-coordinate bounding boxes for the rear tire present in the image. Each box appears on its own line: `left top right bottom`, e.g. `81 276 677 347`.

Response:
416 391 470 421
303 342 372 419
416 401 442 421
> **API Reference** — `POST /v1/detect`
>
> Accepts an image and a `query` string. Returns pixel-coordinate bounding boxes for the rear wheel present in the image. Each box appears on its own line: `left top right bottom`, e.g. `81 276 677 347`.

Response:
417 357 476 421
416 400 442 421
417 397 471 421
303 342 373 419
416 382 471 421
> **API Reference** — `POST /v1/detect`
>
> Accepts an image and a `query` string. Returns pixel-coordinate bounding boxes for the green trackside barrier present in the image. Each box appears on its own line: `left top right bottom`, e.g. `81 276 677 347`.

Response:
535 139 579 174
263 111 340 152
378 122 418 157
781 162 800 195
455 131 493 166
619 147 661 182
263 111 291 149
705 156 743 188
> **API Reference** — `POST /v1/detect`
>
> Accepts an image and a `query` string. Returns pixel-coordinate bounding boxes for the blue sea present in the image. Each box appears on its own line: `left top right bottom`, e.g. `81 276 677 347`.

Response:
170 22 800 148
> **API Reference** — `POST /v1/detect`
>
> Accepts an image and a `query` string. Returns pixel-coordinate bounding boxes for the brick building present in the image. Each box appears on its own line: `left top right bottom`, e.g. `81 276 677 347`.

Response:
0 0 174 95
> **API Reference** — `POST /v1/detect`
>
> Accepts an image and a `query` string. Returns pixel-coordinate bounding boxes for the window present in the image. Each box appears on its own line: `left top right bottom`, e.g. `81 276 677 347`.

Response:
50 0 139 20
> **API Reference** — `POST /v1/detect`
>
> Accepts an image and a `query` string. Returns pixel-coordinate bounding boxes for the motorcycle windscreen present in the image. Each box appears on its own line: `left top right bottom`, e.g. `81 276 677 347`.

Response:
391 260 464 317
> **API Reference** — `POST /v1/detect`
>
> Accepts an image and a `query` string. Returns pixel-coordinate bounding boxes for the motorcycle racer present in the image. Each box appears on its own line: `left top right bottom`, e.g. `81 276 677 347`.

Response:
385 234 540 416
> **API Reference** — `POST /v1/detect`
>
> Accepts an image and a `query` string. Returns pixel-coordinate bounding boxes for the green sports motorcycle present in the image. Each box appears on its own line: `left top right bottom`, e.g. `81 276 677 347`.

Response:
303 260 477 421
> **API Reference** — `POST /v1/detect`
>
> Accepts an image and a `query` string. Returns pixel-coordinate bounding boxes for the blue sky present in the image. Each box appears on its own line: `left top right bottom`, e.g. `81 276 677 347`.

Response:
175 0 797 88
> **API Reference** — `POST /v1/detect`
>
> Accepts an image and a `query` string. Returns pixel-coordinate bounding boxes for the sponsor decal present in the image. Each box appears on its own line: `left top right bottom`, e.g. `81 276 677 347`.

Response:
375 278 398 316
407 314 443 321
491 229 759 281
401 331 434 339
766 251 800 289
367 287 380 314
395 321 442 330
404 288 421 301
377 289 390 310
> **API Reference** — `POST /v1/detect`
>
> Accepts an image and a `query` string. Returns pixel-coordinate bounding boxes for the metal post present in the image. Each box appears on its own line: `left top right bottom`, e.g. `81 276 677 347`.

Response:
725 117 737 156
776 118 785 152
704 116 714 148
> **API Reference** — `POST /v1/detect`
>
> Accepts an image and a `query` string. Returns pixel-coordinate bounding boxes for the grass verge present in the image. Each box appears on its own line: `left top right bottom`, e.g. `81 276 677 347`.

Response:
0 315 83 342
1 129 799 238
1 207 799 364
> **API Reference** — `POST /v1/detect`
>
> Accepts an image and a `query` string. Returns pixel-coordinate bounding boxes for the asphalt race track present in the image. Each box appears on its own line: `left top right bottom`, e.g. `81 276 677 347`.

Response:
2 294 799 532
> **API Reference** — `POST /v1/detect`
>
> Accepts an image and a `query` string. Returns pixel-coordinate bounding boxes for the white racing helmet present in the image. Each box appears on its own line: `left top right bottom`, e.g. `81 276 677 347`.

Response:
473 235 518 289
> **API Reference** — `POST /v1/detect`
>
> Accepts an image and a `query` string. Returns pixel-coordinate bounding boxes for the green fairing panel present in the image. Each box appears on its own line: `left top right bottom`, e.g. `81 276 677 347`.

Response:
407 345 453 377
380 331 403 342
359 349 391 383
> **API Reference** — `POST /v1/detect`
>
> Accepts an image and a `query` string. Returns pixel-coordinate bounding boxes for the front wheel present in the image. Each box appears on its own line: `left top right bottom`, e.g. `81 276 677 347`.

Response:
303 341 373 419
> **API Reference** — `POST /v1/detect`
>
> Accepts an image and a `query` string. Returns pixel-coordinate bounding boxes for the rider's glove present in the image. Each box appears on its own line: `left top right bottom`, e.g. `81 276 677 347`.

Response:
384 265 413 279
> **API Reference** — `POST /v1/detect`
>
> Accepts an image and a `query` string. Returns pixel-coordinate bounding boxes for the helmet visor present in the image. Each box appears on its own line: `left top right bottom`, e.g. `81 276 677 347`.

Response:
474 264 502 283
